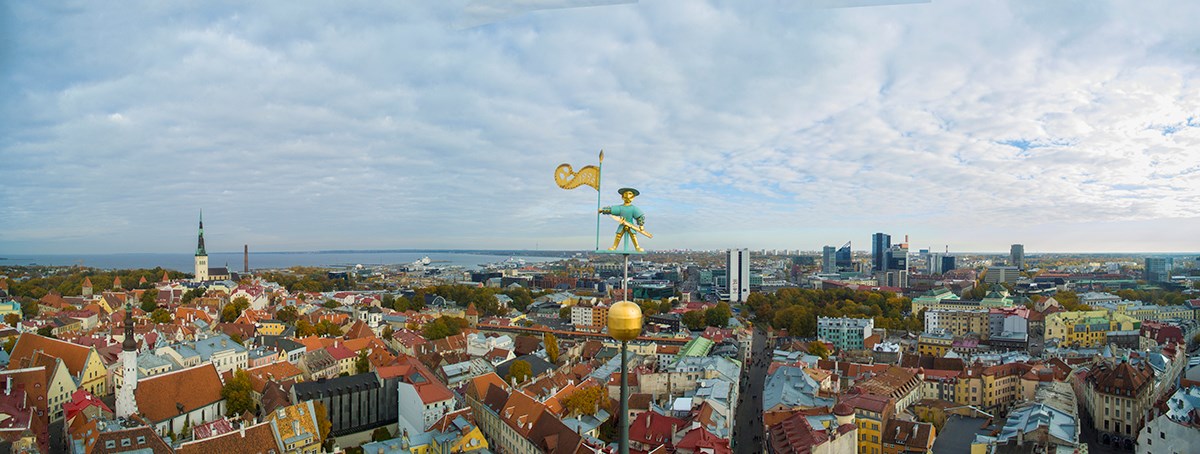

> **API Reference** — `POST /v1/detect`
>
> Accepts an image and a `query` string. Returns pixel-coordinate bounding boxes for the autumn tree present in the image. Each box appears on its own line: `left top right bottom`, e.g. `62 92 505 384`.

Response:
371 426 392 442
562 386 608 416
3 313 19 326
544 333 560 364
314 401 333 450
807 340 830 360
422 316 468 340
150 308 172 324
275 306 299 323
507 359 532 384
296 319 317 337
560 305 572 320
221 369 255 417
382 325 394 341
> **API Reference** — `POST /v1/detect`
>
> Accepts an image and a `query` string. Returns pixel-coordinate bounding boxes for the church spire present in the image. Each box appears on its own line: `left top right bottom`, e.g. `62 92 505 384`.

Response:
196 210 207 257
122 301 136 351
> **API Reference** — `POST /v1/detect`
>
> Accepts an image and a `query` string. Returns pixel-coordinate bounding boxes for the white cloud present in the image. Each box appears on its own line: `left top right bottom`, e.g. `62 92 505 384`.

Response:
1 0 1199 254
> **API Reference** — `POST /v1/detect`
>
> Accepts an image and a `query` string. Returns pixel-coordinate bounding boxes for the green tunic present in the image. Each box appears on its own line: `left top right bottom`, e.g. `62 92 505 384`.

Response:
604 204 645 233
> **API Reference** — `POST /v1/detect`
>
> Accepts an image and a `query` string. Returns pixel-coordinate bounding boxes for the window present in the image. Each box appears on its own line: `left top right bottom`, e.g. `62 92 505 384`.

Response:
121 438 131 447
106 441 116 449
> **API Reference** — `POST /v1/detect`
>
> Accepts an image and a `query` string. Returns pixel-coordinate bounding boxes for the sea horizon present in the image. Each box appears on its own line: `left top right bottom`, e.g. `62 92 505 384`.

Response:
0 250 572 272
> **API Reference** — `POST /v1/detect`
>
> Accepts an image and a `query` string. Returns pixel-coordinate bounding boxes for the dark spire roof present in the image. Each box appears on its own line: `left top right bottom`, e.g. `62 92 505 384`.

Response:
122 302 137 351
196 210 207 257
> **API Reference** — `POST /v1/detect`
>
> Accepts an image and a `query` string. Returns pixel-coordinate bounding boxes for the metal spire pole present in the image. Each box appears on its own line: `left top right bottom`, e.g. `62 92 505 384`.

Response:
596 150 603 251
619 251 630 454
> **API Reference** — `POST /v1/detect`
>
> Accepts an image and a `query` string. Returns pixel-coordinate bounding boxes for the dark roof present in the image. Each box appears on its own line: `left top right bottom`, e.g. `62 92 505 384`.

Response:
932 415 994 454
495 354 556 381
292 372 381 400
254 335 304 352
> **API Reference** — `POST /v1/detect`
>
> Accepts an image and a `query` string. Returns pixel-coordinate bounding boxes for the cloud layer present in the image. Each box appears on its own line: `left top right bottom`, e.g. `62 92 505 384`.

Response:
2 0 1199 254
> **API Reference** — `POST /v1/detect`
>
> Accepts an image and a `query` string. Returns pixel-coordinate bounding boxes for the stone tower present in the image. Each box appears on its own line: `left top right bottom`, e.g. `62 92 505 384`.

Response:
115 302 139 418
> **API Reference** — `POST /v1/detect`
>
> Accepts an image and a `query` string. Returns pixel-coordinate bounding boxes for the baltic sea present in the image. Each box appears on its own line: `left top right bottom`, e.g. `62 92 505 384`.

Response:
0 251 564 272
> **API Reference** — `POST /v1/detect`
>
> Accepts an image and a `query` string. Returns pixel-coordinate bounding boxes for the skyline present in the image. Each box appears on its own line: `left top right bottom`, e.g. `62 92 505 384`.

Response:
3 1 1200 254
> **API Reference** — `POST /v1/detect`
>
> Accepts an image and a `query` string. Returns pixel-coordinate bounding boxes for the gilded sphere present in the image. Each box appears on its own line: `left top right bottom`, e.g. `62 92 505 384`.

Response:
607 300 643 341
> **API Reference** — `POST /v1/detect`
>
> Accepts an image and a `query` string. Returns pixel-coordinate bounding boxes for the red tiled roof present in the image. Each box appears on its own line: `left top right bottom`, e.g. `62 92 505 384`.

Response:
176 420 279 454
8 332 95 379
628 410 686 448
135 364 223 423
677 426 731 454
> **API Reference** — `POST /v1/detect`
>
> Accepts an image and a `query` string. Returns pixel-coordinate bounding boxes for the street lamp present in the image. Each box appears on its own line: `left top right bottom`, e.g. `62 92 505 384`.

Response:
608 299 642 454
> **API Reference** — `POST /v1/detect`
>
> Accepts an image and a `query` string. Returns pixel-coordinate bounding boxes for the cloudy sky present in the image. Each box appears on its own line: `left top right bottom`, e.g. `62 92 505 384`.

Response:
2 0 1199 255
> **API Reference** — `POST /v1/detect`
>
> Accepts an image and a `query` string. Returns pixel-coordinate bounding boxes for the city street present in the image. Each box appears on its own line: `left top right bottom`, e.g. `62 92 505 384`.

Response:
733 326 769 453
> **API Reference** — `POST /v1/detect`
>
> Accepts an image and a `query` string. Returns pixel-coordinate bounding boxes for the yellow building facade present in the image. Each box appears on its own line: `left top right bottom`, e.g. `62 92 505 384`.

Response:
1045 311 1138 347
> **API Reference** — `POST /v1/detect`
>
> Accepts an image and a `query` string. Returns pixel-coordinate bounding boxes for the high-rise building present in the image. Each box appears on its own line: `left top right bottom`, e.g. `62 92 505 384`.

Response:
194 211 208 282
927 253 957 275
884 244 908 271
727 248 750 303
1011 244 1025 270
822 246 837 273
1145 257 1172 283
872 233 891 271
836 241 853 271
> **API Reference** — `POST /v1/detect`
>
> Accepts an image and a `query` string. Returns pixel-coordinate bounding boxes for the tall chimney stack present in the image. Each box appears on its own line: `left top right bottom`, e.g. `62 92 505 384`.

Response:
244 245 249 273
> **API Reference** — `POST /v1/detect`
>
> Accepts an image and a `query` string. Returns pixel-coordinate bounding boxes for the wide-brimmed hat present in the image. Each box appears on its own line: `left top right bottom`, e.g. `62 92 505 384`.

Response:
617 187 640 196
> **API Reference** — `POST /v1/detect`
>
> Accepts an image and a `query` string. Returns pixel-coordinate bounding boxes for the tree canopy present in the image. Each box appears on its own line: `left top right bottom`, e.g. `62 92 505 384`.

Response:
221 369 255 417
422 316 468 340
748 287 921 336
544 333 560 364
507 359 533 384
562 386 608 416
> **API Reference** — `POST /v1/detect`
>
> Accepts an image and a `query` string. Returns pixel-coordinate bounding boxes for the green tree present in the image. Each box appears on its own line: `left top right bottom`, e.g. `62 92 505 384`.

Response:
371 426 392 442
658 300 673 314
21 300 39 319
507 360 533 384
381 293 395 309
355 350 370 374
37 326 55 338
544 333 560 364
705 302 732 328
807 340 830 359
560 305 572 320
221 296 251 323
682 310 705 330
561 386 607 416
221 369 255 417
275 306 299 324
3 313 20 326
2 337 15 353
323 299 340 309
382 325 394 341
422 316 467 340
316 320 343 337
150 308 172 324
140 288 159 313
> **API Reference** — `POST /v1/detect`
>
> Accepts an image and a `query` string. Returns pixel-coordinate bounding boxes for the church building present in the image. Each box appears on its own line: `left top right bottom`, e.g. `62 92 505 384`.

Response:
194 212 231 282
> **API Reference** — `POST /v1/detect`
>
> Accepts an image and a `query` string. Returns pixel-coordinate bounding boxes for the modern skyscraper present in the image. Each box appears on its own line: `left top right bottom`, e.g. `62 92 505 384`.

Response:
1145 257 1172 283
872 233 891 271
835 241 853 271
1011 244 1025 270
727 248 751 303
195 211 209 282
822 246 837 273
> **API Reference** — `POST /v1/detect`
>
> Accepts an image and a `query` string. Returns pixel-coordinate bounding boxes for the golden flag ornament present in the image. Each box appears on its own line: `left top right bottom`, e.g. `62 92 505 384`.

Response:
554 163 601 191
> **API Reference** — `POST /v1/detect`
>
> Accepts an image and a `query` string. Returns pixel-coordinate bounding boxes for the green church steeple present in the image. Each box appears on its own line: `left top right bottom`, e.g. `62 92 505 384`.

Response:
196 210 207 257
